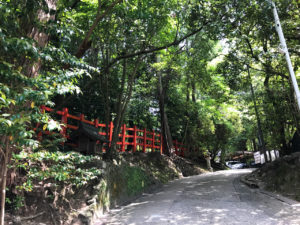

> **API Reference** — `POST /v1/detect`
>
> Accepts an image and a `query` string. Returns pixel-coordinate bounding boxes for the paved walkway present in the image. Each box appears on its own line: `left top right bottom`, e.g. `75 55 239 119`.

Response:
94 169 300 225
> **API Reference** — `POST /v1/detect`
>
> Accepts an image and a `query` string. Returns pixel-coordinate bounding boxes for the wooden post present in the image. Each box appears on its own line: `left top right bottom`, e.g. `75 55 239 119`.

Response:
160 133 163 155
143 128 147 153
152 130 155 152
94 119 99 128
133 125 137 152
94 119 100 152
37 131 43 141
121 124 126 152
109 121 113 147
61 107 68 138
40 105 45 113
80 113 84 121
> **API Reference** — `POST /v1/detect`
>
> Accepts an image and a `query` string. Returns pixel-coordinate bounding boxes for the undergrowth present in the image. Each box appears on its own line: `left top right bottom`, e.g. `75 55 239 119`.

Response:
123 165 151 196
7 150 103 210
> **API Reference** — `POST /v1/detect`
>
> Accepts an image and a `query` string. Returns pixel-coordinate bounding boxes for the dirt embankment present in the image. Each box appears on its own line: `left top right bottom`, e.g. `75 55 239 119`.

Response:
5 152 207 225
243 152 300 201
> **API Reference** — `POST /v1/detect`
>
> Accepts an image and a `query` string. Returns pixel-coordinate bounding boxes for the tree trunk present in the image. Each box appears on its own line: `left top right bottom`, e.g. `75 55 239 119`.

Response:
1 1 58 224
157 59 174 156
162 110 174 155
74 0 123 58
107 59 127 156
220 148 226 165
191 80 196 103
24 0 57 77
106 58 140 158
183 79 190 151
104 75 111 142
247 66 269 162
252 139 257 152
0 138 9 225
264 66 288 155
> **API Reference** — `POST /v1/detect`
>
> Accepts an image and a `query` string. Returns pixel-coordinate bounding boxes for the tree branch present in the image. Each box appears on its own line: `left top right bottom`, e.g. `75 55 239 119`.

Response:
248 65 289 80
75 0 123 58
241 32 289 80
58 21 209 108
70 0 81 9
106 22 209 68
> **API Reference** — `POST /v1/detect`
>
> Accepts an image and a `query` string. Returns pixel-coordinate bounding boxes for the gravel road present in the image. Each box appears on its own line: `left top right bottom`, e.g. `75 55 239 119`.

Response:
93 169 300 225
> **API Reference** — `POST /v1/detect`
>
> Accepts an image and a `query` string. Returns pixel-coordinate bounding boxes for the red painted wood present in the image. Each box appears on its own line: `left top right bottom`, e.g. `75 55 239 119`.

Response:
40 105 46 113
67 124 78 130
121 124 126 152
43 106 53 112
124 135 134 138
68 114 81 120
81 119 93 125
61 108 68 137
160 133 163 155
109 121 113 147
37 131 42 141
80 114 84 121
133 126 137 152
94 119 99 128
38 106 186 156
143 128 147 153
124 142 134 145
152 130 155 152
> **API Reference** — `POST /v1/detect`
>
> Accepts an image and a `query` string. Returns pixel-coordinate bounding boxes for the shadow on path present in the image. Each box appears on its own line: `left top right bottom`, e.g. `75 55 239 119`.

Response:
94 169 300 225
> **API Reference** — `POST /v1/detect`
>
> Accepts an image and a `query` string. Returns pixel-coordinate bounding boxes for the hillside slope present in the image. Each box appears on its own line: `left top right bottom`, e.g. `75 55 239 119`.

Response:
243 152 300 201
5 152 207 225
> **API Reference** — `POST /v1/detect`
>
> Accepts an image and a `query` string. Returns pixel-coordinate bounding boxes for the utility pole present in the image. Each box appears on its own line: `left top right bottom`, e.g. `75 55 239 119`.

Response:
269 0 300 111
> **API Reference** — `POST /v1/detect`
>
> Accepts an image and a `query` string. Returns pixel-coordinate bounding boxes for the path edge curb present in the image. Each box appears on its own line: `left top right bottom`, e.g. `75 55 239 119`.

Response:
240 175 300 206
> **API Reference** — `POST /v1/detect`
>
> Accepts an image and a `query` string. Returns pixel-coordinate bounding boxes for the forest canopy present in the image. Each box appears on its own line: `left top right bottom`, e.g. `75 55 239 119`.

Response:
0 0 299 222
1 0 299 162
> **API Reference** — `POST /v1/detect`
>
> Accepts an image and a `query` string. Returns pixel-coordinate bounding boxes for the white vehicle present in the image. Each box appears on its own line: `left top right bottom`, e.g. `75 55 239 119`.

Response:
225 161 246 169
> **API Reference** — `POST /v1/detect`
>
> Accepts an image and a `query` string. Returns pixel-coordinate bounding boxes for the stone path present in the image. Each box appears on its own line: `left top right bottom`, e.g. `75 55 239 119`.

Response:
93 169 300 225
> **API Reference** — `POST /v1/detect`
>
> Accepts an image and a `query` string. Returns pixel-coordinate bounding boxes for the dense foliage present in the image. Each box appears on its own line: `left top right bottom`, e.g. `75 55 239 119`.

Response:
0 0 299 222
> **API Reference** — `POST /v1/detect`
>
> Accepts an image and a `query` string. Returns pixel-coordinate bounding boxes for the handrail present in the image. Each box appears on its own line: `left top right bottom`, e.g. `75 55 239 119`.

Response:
38 106 187 156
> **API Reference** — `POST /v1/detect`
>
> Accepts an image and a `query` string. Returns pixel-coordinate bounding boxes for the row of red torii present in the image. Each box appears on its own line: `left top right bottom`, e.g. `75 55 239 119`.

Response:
38 106 187 156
